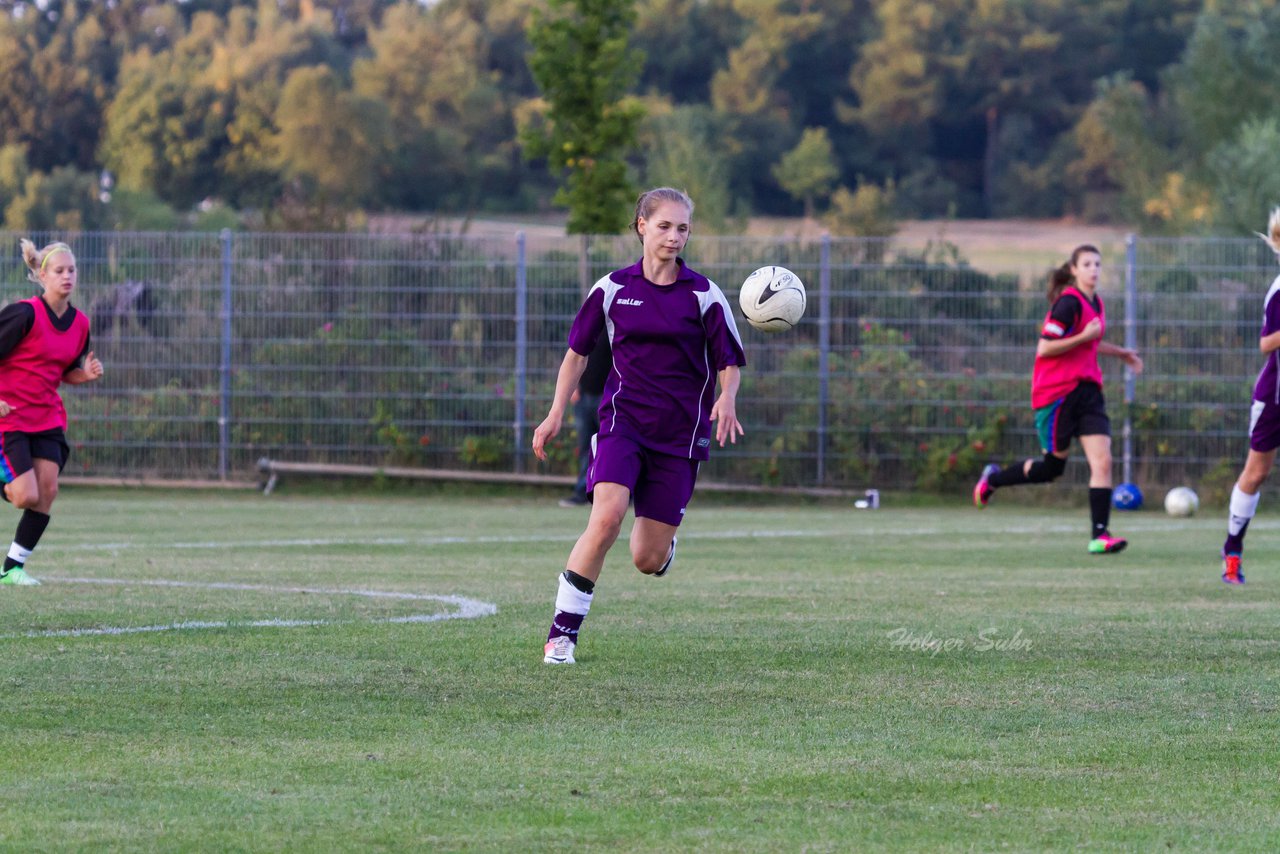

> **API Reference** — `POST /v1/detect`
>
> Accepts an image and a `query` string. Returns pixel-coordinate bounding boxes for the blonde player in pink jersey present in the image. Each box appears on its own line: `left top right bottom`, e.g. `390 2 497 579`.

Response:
972 245 1143 554
0 240 103 585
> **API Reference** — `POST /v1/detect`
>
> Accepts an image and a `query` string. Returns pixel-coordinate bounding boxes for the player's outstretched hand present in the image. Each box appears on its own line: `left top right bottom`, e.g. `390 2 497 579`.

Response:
711 396 744 447
84 351 104 380
532 412 563 462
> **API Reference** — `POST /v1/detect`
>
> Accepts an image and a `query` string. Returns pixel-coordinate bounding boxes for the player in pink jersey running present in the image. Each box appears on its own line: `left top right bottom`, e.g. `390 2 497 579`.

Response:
0 240 103 585
972 245 1143 554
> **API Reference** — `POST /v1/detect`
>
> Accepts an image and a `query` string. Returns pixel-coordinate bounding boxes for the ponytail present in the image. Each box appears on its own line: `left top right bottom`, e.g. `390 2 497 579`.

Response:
1046 262 1074 304
1259 208 1280 258
19 238 73 285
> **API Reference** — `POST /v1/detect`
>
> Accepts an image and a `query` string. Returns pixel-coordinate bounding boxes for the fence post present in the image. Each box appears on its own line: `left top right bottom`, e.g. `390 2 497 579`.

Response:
818 234 831 486
514 231 528 473
1123 233 1137 486
219 229 233 481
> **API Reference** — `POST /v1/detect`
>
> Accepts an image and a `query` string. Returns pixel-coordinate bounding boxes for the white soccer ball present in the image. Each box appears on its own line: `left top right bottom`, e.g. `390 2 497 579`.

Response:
1164 486 1199 517
739 265 806 333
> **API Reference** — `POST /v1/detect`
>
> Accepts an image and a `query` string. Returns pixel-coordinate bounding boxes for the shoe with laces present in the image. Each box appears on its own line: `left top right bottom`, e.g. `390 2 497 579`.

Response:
653 536 677 577
973 464 999 508
543 635 576 664
1088 533 1127 555
0 566 40 585
1222 553 1245 585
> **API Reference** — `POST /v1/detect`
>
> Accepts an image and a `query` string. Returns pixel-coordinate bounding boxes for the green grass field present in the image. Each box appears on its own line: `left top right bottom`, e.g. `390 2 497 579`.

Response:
2 487 1278 851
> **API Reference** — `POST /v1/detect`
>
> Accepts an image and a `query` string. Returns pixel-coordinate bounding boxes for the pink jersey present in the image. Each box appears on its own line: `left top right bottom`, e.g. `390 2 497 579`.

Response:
1031 286 1103 409
0 297 90 432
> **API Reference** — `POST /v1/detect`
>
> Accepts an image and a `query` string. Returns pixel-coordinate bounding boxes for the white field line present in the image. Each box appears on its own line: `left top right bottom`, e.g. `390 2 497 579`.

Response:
39 517 1238 554
6 577 497 639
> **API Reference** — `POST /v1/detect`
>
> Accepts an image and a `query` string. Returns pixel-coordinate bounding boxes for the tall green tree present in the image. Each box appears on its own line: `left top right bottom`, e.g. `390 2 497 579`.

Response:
522 0 645 234
772 127 839 219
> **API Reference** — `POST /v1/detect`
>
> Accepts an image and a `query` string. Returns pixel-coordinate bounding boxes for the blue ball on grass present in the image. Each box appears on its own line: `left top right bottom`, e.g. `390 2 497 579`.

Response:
1112 482 1143 511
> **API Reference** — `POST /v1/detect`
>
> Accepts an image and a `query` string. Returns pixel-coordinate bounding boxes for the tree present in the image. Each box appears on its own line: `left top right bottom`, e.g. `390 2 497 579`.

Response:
1206 117 1280 236
354 2 517 211
273 65 390 209
522 0 645 234
639 103 735 233
772 127 839 219
4 166 107 232
1166 5 1280 163
708 0 823 213
825 180 899 238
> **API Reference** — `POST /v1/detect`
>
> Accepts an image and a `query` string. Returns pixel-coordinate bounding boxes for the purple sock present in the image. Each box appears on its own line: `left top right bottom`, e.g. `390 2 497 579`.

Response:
547 571 593 644
1224 520 1249 555
548 611 585 643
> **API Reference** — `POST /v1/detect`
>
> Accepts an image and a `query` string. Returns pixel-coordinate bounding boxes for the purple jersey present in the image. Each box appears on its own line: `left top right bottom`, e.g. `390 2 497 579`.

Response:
1253 274 1280 404
566 258 746 460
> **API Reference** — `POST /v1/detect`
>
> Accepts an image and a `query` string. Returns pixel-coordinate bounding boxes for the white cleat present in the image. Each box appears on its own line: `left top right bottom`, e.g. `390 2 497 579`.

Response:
543 635 576 664
654 536 677 577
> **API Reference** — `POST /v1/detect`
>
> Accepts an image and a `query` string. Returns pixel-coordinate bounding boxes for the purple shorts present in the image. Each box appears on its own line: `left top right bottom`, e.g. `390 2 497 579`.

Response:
1249 398 1280 452
587 433 700 527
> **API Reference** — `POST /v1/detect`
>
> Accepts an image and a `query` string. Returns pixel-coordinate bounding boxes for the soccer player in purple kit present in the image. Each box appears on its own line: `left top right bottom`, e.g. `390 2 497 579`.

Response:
1219 208 1280 585
0 240 103 585
972 244 1143 554
532 187 747 664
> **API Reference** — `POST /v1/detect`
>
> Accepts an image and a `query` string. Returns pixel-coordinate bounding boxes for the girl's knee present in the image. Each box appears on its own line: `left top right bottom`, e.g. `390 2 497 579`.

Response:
587 514 624 543
633 549 663 574
10 490 39 510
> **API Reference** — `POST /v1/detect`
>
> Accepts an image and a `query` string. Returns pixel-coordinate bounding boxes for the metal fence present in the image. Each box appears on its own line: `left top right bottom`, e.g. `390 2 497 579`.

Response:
2 229 1269 496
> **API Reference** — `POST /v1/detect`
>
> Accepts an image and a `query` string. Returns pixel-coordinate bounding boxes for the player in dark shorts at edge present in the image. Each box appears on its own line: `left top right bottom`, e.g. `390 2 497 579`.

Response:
532 187 747 664
1218 208 1280 585
0 240 103 585
972 244 1144 554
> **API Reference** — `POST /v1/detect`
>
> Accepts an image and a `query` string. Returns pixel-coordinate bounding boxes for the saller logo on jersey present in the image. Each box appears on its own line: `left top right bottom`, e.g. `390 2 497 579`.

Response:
617 298 644 306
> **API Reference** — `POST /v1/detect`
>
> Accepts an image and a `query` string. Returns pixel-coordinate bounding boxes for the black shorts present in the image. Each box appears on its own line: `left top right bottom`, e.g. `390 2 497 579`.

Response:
1033 382 1110 454
0 429 70 483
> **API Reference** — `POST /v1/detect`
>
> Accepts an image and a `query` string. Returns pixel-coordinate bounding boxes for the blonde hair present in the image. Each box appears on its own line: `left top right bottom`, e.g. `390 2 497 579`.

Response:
1259 208 1280 257
631 187 694 243
19 239 74 284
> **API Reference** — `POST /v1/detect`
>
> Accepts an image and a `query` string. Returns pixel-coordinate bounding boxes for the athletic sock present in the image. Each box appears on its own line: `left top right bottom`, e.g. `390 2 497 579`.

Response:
547 570 594 644
1089 487 1111 538
3 510 50 572
990 463 1030 488
1224 485 1260 554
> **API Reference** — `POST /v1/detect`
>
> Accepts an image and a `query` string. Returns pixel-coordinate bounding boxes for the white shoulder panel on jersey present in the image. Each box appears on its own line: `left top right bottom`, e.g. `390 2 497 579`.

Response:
696 280 745 350
1264 274 1280 321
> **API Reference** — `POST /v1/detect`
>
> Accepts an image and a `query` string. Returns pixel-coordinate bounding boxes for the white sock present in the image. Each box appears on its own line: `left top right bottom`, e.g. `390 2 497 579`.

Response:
1228 485 1261 536
7 542 31 564
555 572 593 616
